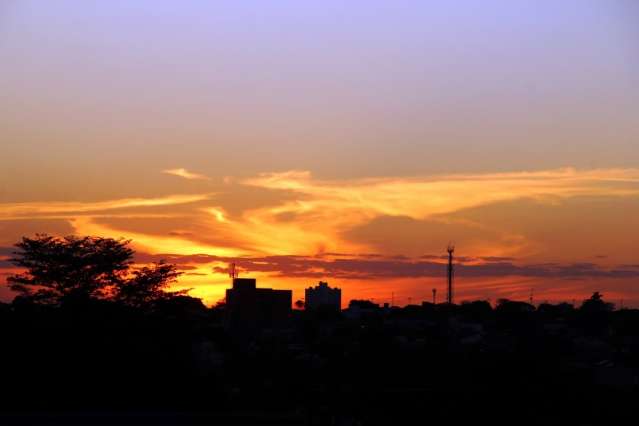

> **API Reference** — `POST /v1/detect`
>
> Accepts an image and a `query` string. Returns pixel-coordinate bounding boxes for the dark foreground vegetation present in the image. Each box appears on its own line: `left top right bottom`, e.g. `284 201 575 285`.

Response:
1 235 638 425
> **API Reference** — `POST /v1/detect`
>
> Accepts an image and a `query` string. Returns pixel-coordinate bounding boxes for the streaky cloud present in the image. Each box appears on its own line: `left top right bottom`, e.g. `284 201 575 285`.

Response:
0 194 213 220
163 168 210 181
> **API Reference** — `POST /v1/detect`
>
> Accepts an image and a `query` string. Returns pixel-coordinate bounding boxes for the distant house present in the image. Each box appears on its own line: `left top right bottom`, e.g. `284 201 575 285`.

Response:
305 281 341 312
344 299 381 320
225 278 292 329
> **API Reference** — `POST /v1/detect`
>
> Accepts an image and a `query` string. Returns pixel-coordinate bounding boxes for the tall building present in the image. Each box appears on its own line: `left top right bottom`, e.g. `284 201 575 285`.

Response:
305 281 341 312
225 278 292 329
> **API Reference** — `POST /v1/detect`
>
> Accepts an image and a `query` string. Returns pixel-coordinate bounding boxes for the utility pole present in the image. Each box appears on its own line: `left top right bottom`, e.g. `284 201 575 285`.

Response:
432 288 437 305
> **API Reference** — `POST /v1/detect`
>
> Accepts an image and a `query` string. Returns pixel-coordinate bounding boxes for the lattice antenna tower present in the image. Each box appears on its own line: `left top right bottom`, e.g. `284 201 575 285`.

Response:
447 244 455 304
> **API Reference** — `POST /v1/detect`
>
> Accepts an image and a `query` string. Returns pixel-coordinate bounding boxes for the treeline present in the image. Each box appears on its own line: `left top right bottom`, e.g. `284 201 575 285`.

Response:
1 234 638 425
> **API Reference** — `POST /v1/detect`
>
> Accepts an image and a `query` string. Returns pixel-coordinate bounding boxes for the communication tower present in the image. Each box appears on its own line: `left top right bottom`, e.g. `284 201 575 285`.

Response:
447 244 455 304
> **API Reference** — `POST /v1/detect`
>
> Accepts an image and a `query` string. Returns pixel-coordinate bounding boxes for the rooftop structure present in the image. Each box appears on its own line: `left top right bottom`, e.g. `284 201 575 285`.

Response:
225 278 292 330
305 281 341 312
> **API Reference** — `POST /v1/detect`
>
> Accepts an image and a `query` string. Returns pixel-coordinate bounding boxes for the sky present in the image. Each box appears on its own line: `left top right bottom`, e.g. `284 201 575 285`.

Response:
1 0 638 306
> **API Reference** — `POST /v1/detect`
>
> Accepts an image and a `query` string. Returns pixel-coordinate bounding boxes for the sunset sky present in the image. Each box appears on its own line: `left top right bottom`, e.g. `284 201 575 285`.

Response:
1 1 638 306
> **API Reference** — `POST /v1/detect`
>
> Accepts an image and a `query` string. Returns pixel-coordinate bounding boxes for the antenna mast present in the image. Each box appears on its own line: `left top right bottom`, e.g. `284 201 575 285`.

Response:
447 244 455 304
229 262 239 282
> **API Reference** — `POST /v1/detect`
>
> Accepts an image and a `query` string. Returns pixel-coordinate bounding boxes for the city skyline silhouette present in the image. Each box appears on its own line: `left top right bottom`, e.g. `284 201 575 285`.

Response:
0 1 638 424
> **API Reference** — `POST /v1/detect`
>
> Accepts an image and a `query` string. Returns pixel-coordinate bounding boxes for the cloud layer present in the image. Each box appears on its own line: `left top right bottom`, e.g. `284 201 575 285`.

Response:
1 167 638 305
131 252 639 281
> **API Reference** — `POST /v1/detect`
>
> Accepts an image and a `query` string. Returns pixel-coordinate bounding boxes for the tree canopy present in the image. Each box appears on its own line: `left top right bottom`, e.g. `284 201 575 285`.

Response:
580 291 614 313
114 261 185 308
7 234 184 307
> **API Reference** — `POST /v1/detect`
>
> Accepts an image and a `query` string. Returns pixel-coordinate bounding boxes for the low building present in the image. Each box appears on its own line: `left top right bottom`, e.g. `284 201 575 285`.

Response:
344 299 380 320
305 281 341 312
225 278 292 330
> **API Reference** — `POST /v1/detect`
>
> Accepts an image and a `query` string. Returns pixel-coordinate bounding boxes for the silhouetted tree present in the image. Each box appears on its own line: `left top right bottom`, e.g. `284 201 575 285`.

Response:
460 300 493 320
580 291 614 313
537 302 575 318
114 261 184 308
154 295 208 317
212 299 226 310
495 299 535 314
495 299 535 329
294 299 305 309
7 234 133 304
349 300 379 309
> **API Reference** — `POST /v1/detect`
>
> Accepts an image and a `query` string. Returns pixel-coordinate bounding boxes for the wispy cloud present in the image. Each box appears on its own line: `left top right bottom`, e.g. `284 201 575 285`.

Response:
236 167 639 257
243 168 639 221
163 168 210 180
0 194 212 220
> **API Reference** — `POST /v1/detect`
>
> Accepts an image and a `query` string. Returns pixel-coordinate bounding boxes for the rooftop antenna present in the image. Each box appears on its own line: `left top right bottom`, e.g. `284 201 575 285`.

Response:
447 244 455 304
529 288 534 306
432 288 437 304
228 262 239 282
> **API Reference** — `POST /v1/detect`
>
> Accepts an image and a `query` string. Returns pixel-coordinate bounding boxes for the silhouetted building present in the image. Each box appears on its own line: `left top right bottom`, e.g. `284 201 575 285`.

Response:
344 299 381 320
305 281 341 312
225 278 292 329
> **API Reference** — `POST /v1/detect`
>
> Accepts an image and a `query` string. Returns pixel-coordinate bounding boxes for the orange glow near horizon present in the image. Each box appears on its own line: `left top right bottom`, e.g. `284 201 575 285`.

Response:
2 168 638 307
